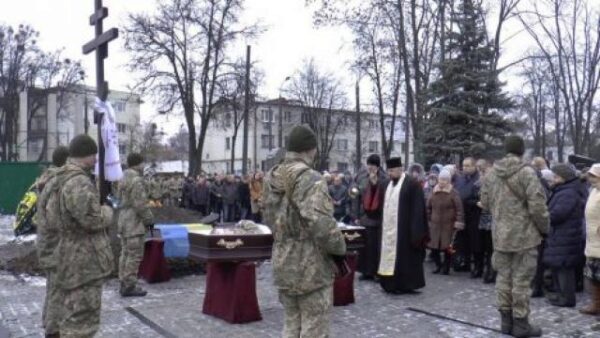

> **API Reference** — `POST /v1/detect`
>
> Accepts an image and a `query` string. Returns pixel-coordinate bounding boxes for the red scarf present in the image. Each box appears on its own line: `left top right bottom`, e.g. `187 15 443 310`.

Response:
363 182 381 212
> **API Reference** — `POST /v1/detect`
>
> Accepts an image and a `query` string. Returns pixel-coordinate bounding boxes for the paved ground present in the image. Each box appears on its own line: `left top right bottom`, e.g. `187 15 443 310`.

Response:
1 215 600 338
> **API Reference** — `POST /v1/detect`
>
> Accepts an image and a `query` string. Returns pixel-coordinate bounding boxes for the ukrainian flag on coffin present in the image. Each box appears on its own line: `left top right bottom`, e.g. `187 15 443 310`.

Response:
154 223 213 258
13 185 38 236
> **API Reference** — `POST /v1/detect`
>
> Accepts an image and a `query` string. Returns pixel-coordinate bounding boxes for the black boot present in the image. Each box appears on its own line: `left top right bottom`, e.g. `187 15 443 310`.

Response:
120 284 148 297
471 255 483 279
511 317 542 338
442 252 451 275
499 310 512 335
432 250 442 274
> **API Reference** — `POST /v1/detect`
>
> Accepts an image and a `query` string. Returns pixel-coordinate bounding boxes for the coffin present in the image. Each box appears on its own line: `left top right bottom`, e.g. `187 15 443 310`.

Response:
156 221 365 262
187 222 273 262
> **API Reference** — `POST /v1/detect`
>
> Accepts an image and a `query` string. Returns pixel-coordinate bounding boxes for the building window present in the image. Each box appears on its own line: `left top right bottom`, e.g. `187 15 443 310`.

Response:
119 144 126 155
225 137 231 150
284 136 289 148
368 141 378 153
301 112 310 124
117 123 127 133
261 134 274 149
368 119 378 129
336 139 348 151
113 101 126 113
284 111 292 123
30 139 41 153
224 113 232 128
206 153 210 159
261 109 273 123
337 162 348 172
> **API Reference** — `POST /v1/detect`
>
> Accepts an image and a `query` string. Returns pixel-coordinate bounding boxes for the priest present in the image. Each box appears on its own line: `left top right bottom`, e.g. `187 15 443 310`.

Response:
378 157 429 294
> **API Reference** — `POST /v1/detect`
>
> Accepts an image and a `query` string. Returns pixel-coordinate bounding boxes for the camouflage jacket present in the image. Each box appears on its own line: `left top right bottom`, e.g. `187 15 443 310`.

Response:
56 160 114 290
480 154 549 252
263 151 346 295
118 168 153 237
34 166 64 270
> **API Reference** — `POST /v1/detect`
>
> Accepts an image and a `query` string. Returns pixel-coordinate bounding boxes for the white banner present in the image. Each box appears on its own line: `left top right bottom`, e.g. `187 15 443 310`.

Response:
94 97 123 182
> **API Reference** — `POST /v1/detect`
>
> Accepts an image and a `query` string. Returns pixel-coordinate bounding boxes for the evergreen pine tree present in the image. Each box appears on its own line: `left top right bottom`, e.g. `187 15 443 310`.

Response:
424 0 512 163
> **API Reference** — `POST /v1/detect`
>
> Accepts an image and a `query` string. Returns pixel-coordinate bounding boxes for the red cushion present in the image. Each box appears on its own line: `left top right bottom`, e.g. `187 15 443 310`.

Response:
202 262 262 323
138 239 171 283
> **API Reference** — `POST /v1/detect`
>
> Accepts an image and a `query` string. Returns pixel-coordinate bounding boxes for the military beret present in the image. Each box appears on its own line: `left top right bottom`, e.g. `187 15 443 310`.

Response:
51 146 69 167
127 153 144 168
287 125 317 153
68 134 98 158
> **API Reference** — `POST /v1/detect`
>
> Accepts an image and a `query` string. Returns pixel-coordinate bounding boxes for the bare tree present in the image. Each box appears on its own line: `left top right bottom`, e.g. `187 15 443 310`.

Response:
124 0 261 175
0 24 83 161
214 59 263 173
285 59 349 171
518 0 600 158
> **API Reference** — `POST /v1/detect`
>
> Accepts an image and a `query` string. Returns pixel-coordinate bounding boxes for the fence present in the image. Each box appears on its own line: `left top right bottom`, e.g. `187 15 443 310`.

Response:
0 162 48 214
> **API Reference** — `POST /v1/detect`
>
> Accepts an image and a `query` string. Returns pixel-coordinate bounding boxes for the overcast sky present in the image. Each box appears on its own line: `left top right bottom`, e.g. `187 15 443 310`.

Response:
2 0 590 138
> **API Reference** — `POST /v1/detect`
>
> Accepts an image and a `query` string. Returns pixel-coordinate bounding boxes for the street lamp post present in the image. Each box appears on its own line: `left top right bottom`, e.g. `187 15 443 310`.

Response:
278 76 290 148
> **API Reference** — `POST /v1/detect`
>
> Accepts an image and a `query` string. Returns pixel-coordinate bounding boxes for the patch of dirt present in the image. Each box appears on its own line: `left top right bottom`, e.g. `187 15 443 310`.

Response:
0 238 42 276
151 207 205 224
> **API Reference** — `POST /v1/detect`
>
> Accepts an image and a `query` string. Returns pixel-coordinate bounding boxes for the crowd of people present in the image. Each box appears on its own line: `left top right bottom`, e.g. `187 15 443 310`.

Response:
30 128 600 338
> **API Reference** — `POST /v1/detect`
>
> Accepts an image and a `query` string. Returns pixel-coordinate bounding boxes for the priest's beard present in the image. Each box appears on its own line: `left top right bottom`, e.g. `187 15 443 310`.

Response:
391 177 400 186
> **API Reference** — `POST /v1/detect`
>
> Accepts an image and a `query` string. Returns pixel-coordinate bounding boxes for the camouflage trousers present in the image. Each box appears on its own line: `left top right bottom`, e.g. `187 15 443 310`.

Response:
278 285 333 338
42 269 63 335
119 235 145 289
492 248 537 318
60 281 103 338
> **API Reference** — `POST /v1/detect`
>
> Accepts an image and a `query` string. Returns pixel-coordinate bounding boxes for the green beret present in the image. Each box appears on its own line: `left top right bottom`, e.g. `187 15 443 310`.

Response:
287 125 317 153
127 153 144 168
504 135 525 156
69 134 98 158
51 146 69 167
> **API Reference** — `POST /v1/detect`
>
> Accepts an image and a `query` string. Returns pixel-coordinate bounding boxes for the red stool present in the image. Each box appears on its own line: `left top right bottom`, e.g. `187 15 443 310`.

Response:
202 262 262 323
138 238 171 283
333 252 358 306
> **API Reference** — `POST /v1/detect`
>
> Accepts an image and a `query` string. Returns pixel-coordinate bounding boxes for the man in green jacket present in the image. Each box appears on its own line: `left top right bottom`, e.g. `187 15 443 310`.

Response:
480 135 549 338
263 125 346 338
118 153 154 297
57 135 115 338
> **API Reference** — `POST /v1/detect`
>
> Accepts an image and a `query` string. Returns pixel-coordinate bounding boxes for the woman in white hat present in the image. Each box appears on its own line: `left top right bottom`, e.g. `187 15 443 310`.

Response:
581 164 600 316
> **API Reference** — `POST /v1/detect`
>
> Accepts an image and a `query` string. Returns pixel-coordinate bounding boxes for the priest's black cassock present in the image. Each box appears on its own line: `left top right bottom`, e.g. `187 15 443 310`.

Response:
377 173 429 293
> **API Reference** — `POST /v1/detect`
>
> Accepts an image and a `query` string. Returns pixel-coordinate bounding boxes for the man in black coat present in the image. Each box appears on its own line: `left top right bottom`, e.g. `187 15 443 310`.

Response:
455 157 482 277
192 176 211 215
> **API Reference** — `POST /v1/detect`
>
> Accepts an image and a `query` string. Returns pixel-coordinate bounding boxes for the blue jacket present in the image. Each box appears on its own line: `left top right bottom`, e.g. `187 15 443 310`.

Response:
543 178 587 268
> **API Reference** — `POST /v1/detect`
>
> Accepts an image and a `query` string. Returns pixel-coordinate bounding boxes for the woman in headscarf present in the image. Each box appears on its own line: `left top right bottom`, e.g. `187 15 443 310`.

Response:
427 169 464 275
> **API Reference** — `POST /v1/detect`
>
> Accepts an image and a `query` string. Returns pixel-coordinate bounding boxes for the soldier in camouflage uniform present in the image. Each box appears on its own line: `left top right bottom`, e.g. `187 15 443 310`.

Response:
480 136 549 338
56 135 115 338
117 153 154 297
148 176 163 207
34 146 69 338
263 125 347 338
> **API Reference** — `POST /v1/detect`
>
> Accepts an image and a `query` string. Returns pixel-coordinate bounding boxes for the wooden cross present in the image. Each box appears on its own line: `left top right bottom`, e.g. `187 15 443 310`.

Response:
82 0 119 202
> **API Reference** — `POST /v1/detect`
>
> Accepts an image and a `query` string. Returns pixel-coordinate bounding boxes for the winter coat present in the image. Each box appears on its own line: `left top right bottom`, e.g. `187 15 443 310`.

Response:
262 151 346 295
222 182 239 204
329 184 348 216
480 154 550 252
543 178 586 268
455 172 481 227
56 160 114 290
427 184 464 250
585 188 600 259
117 168 154 238
192 183 211 207
238 182 251 208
